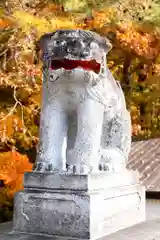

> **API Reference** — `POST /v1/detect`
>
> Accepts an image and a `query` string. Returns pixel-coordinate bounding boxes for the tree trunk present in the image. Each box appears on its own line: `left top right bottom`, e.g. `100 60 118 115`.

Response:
122 54 132 110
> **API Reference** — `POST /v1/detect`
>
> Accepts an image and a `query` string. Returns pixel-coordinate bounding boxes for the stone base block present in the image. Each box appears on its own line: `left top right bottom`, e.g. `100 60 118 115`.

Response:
24 169 139 191
13 172 145 239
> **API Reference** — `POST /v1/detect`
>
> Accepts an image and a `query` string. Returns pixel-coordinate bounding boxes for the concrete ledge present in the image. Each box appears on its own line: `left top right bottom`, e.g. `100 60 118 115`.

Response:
1 218 160 240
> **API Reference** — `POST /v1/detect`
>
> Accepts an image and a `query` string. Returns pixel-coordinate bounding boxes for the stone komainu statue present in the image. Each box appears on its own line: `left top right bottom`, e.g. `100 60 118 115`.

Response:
33 30 131 174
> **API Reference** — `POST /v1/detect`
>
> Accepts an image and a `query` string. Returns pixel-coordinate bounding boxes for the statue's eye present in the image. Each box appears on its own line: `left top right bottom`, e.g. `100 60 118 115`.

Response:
54 40 66 46
90 42 99 49
53 40 60 46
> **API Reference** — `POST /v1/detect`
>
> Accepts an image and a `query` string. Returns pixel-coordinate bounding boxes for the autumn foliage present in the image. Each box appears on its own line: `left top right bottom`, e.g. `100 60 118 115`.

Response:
0 150 32 222
0 151 32 195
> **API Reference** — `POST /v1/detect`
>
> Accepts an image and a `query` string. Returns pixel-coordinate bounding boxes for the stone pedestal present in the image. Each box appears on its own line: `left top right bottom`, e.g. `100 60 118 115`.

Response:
13 170 145 239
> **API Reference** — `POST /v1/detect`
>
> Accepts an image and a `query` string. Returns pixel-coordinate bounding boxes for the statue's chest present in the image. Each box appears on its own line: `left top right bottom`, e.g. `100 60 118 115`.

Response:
44 77 88 109
48 69 89 85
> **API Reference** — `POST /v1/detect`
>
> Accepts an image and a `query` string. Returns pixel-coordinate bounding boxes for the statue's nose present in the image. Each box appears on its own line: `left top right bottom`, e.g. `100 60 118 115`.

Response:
67 39 89 56
72 39 85 48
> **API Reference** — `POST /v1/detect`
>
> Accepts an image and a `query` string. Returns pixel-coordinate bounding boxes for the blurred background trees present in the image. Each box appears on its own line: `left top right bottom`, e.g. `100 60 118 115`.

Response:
0 0 160 222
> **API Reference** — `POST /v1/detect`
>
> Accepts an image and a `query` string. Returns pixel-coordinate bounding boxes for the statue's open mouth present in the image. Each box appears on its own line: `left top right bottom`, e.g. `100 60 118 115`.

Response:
50 59 101 73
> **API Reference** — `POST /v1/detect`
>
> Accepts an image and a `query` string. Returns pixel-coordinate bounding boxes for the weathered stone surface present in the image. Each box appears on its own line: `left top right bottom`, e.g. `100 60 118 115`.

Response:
24 170 139 191
13 175 145 239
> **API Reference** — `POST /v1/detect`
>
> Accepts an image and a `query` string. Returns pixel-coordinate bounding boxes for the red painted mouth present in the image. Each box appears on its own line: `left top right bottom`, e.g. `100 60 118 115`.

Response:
50 59 101 73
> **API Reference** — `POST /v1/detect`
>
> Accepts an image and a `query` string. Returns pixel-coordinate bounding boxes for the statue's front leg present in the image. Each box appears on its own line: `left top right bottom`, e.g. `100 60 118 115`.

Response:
33 100 67 172
67 98 104 174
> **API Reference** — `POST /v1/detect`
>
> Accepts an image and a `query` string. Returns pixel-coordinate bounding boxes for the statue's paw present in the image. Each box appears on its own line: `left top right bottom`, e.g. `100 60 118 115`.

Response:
100 149 127 172
98 163 113 172
66 164 91 174
66 165 75 174
33 162 44 171
99 161 126 172
33 162 55 172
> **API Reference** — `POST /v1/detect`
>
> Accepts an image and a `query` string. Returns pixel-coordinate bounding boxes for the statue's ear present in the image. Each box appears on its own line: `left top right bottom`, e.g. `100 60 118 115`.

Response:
91 31 112 54
103 37 112 54
35 32 56 61
37 32 56 50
